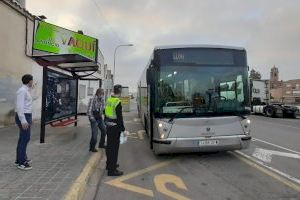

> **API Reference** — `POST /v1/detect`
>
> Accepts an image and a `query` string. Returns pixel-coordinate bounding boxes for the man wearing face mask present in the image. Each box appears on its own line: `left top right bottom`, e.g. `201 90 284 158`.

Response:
87 88 107 152
15 74 33 170
105 84 125 176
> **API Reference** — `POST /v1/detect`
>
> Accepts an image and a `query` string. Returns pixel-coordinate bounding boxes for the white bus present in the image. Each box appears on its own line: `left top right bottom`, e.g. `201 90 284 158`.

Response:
137 45 251 155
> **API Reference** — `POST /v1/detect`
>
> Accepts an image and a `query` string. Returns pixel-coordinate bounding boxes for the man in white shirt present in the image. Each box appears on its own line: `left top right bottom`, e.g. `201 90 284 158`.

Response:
15 74 33 170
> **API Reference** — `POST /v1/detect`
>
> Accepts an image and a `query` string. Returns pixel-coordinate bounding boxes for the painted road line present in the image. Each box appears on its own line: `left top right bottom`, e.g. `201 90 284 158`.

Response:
105 160 176 197
252 137 300 155
137 130 146 140
154 174 191 200
134 118 142 122
124 131 144 140
232 151 300 192
127 135 139 139
253 148 300 163
124 131 134 136
124 120 141 124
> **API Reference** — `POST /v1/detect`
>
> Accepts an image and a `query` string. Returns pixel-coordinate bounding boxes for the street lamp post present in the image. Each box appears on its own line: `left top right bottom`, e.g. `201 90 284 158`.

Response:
113 44 133 86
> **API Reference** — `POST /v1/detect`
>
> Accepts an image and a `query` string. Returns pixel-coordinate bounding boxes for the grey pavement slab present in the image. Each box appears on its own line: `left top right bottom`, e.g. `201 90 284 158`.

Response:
0 116 97 200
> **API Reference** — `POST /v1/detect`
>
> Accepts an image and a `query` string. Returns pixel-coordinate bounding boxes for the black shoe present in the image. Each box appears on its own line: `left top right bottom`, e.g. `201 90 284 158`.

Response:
15 159 31 166
89 149 98 152
17 162 32 170
98 145 106 149
106 164 119 170
108 169 123 176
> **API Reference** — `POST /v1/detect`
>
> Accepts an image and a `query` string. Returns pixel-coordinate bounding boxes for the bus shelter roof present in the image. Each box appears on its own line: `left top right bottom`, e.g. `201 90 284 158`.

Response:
33 54 99 74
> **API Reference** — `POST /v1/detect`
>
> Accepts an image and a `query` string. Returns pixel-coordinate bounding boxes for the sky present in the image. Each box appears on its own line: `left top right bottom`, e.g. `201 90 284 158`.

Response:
27 0 300 91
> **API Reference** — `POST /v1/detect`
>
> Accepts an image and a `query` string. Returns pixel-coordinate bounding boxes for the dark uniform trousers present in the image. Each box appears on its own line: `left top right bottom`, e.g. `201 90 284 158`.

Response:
106 125 121 171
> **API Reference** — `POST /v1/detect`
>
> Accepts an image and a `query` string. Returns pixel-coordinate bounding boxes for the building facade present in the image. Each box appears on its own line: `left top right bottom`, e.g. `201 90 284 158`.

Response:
102 66 113 98
270 66 300 104
0 0 112 127
0 0 41 127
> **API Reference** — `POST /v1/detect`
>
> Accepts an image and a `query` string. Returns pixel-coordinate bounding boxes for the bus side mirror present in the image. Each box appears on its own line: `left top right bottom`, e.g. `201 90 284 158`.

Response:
146 67 155 85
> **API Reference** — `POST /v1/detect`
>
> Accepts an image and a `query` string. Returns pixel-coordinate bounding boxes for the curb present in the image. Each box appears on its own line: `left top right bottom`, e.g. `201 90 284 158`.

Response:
64 151 103 200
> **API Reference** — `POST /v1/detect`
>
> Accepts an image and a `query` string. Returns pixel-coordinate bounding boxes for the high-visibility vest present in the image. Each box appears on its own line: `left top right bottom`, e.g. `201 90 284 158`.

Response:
105 97 121 119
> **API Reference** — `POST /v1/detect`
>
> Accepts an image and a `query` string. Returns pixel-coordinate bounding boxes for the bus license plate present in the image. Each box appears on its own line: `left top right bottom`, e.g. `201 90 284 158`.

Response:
199 140 219 146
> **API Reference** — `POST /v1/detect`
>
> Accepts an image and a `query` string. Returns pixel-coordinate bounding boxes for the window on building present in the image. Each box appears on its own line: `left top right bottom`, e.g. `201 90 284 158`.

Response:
286 91 291 95
293 90 300 96
286 84 291 88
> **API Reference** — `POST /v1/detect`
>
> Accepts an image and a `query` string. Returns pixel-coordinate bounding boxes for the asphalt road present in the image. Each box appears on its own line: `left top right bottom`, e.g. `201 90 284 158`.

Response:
93 103 300 200
240 115 300 188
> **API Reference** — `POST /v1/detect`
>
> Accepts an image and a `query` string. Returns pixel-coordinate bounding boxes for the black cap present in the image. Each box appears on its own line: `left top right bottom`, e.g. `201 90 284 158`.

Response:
22 74 33 84
113 84 122 94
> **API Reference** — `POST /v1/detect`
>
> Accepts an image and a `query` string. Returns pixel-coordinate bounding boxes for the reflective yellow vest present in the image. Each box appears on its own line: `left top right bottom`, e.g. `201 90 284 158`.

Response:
105 97 121 119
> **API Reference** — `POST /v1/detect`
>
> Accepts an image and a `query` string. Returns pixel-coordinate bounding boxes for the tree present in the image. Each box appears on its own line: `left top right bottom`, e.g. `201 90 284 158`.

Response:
249 69 262 80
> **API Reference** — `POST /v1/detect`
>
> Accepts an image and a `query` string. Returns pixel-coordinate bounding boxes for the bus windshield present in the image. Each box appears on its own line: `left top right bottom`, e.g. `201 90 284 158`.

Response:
155 65 249 118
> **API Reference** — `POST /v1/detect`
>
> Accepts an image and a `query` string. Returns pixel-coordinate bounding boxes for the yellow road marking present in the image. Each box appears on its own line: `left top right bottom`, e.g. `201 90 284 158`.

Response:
154 174 191 200
134 118 141 122
105 160 176 197
231 151 300 192
127 135 139 139
125 132 143 140
137 130 146 140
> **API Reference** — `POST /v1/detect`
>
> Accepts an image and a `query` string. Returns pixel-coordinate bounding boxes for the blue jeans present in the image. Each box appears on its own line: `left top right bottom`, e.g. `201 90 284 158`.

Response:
15 113 32 165
89 116 106 150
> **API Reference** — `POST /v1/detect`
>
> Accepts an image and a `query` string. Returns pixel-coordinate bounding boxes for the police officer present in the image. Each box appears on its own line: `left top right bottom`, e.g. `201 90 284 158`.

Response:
105 84 125 176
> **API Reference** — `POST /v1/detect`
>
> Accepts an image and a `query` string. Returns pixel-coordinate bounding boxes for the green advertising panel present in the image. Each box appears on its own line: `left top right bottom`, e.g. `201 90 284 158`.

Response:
33 21 97 61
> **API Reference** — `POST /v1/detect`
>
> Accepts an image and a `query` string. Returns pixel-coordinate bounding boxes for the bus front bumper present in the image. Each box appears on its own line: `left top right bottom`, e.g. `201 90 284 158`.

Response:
153 135 251 154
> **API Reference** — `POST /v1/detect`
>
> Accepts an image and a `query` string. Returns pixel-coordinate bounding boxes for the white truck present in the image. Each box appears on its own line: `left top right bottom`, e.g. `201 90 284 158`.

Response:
251 80 299 118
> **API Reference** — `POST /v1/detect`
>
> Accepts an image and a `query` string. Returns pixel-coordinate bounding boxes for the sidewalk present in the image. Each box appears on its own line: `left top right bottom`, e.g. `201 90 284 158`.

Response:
0 116 102 200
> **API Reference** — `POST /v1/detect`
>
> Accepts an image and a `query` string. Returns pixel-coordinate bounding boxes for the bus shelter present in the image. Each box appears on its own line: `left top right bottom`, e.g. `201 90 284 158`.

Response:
29 20 101 143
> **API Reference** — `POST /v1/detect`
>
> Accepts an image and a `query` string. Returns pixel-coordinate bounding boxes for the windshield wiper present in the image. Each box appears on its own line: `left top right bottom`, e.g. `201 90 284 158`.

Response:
168 106 193 123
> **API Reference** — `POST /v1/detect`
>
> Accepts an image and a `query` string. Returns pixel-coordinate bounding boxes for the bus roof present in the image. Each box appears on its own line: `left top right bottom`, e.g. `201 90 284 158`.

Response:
154 44 245 51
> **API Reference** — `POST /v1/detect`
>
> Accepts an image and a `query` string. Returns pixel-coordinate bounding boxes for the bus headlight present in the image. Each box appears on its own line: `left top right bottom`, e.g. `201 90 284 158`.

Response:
157 120 172 139
241 118 251 135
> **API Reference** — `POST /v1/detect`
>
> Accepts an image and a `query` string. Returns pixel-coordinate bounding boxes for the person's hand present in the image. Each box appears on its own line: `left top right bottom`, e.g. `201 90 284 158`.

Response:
21 123 29 130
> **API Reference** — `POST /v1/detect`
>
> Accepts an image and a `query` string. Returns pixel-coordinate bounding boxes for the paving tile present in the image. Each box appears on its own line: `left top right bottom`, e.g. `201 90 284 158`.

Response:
0 119 93 200
36 178 49 184
49 178 64 183
41 183 58 190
